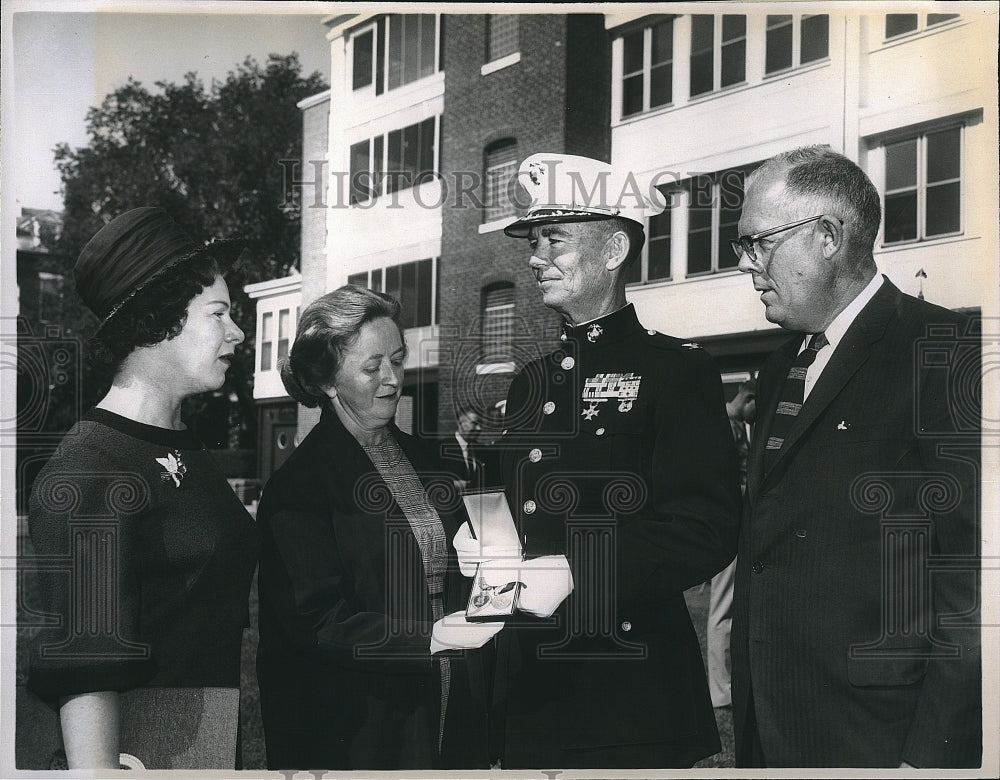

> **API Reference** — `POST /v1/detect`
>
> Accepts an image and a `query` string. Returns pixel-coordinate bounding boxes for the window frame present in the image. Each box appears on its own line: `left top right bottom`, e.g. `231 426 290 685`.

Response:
481 281 517 362
260 311 274 371
483 139 519 224
346 257 439 328
884 12 961 41
764 13 830 77
486 14 519 63
620 17 675 120
689 14 748 100
349 116 440 205
349 14 441 96
881 125 964 247
624 188 677 286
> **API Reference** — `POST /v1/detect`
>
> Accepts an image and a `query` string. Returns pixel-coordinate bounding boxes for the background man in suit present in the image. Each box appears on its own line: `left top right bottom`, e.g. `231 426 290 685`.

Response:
452 405 484 489
707 377 756 709
730 146 981 768
489 153 740 768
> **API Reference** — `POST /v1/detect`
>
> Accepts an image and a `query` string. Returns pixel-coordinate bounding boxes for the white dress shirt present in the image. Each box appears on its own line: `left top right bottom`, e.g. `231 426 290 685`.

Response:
802 273 884 400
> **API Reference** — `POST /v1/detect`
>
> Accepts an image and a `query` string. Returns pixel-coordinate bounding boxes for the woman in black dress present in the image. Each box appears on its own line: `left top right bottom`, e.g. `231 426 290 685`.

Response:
26 208 259 769
256 285 499 770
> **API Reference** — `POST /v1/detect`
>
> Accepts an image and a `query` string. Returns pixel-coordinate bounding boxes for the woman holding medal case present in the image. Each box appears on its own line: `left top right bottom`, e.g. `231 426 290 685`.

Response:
25 208 259 769
255 285 504 770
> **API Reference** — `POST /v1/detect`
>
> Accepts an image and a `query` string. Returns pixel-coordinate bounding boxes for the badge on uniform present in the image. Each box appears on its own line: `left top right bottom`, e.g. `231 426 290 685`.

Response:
582 373 641 415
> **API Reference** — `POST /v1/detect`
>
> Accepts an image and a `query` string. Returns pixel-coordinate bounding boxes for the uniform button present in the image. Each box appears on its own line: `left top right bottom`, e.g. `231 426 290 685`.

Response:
560 332 568 341
596 427 605 436
621 621 632 632
542 401 556 415
647 329 656 335
751 560 765 574
795 529 807 538
523 500 537 514
560 356 575 370
528 448 543 463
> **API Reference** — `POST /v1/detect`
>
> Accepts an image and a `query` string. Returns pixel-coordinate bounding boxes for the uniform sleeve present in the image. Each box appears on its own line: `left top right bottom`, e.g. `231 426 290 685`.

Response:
256 468 437 674
26 446 157 700
614 348 742 602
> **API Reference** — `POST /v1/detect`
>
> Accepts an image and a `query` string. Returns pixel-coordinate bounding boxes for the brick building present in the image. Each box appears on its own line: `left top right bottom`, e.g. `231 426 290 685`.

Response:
247 6 997 479
435 13 611 436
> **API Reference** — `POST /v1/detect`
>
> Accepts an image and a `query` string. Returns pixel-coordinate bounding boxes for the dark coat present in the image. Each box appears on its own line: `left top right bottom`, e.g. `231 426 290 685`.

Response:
255 407 488 770
496 304 742 768
731 278 982 768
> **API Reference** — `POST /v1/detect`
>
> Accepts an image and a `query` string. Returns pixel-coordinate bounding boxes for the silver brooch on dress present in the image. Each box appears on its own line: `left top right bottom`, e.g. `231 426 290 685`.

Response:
155 450 187 488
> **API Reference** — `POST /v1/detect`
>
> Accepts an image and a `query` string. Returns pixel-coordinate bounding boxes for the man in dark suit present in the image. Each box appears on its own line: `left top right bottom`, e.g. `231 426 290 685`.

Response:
730 146 981 768
487 153 741 768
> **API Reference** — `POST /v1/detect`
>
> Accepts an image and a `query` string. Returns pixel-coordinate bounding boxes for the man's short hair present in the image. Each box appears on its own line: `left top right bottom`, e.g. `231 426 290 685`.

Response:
593 216 646 268
748 146 882 255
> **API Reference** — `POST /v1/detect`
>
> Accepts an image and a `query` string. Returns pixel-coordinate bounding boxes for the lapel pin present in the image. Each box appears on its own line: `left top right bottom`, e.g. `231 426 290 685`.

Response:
837 420 849 430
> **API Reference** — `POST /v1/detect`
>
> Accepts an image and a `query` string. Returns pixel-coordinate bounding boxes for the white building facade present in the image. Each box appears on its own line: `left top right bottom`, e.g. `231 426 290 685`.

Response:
248 5 997 475
605 8 996 359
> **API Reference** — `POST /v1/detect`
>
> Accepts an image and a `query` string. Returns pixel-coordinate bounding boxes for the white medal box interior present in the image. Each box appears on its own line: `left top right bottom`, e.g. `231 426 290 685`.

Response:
462 490 523 622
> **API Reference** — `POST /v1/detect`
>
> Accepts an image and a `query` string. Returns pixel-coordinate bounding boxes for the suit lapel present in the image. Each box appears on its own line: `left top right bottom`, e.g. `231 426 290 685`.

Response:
758 277 901 490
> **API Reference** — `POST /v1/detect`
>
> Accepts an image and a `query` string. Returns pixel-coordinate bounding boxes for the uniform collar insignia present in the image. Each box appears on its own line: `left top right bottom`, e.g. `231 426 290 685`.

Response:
562 304 641 347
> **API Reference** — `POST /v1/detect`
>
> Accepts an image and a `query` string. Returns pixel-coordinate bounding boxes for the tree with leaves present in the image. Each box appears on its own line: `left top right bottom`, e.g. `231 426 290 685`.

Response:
51 53 327 451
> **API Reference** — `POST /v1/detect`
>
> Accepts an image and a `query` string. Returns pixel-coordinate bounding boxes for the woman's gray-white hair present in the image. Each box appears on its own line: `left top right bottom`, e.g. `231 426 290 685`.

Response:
280 284 403 408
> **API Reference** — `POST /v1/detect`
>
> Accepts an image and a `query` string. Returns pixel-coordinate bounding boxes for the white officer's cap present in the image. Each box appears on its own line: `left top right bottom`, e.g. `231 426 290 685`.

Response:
504 153 667 238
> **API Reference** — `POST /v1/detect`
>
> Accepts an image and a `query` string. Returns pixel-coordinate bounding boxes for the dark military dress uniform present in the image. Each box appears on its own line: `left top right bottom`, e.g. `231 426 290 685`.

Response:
493 303 741 768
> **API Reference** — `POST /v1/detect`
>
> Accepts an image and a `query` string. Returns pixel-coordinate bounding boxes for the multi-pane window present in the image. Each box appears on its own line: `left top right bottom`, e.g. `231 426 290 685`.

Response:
687 166 753 276
347 258 438 328
352 29 374 90
487 15 519 61
482 282 515 360
260 307 295 371
621 18 673 118
690 14 746 98
349 117 438 204
351 15 439 94
624 191 673 285
277 309 291 364
885 13 960 39
260 312 273 371
766 14 829 74
484 139 519 223
883 127 961 244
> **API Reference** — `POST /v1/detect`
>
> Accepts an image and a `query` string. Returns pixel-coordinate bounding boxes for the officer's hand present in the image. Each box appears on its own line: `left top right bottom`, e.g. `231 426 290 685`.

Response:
452 522 521 577
430 610 504 654
476 555 574 618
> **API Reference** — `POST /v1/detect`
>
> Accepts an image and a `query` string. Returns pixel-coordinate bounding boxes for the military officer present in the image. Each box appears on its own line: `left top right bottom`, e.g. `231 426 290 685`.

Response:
489 154 741 768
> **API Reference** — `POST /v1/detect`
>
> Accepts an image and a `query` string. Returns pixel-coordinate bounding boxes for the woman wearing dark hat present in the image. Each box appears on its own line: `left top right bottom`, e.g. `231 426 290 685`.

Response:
25 208 259 769
255 285 499 770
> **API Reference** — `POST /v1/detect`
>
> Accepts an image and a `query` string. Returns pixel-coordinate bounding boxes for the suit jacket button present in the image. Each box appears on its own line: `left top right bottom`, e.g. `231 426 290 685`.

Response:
751 560 765 574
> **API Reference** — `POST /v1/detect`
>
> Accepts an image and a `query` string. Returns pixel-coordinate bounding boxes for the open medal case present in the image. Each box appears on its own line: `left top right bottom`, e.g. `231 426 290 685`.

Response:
461 490 524 622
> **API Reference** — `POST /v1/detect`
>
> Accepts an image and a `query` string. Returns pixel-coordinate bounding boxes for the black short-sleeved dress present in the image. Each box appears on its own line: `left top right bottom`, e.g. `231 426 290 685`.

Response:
25 408 259 769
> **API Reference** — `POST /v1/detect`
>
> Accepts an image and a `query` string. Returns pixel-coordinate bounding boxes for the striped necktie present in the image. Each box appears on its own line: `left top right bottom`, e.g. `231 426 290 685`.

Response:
763 332 828 473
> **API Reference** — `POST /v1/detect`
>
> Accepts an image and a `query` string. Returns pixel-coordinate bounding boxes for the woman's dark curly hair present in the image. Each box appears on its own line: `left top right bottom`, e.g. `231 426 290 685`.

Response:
88 253 226 376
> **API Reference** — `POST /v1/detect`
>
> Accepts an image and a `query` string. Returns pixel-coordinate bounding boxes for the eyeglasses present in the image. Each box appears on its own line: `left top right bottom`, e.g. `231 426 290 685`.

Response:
729 215 825 265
